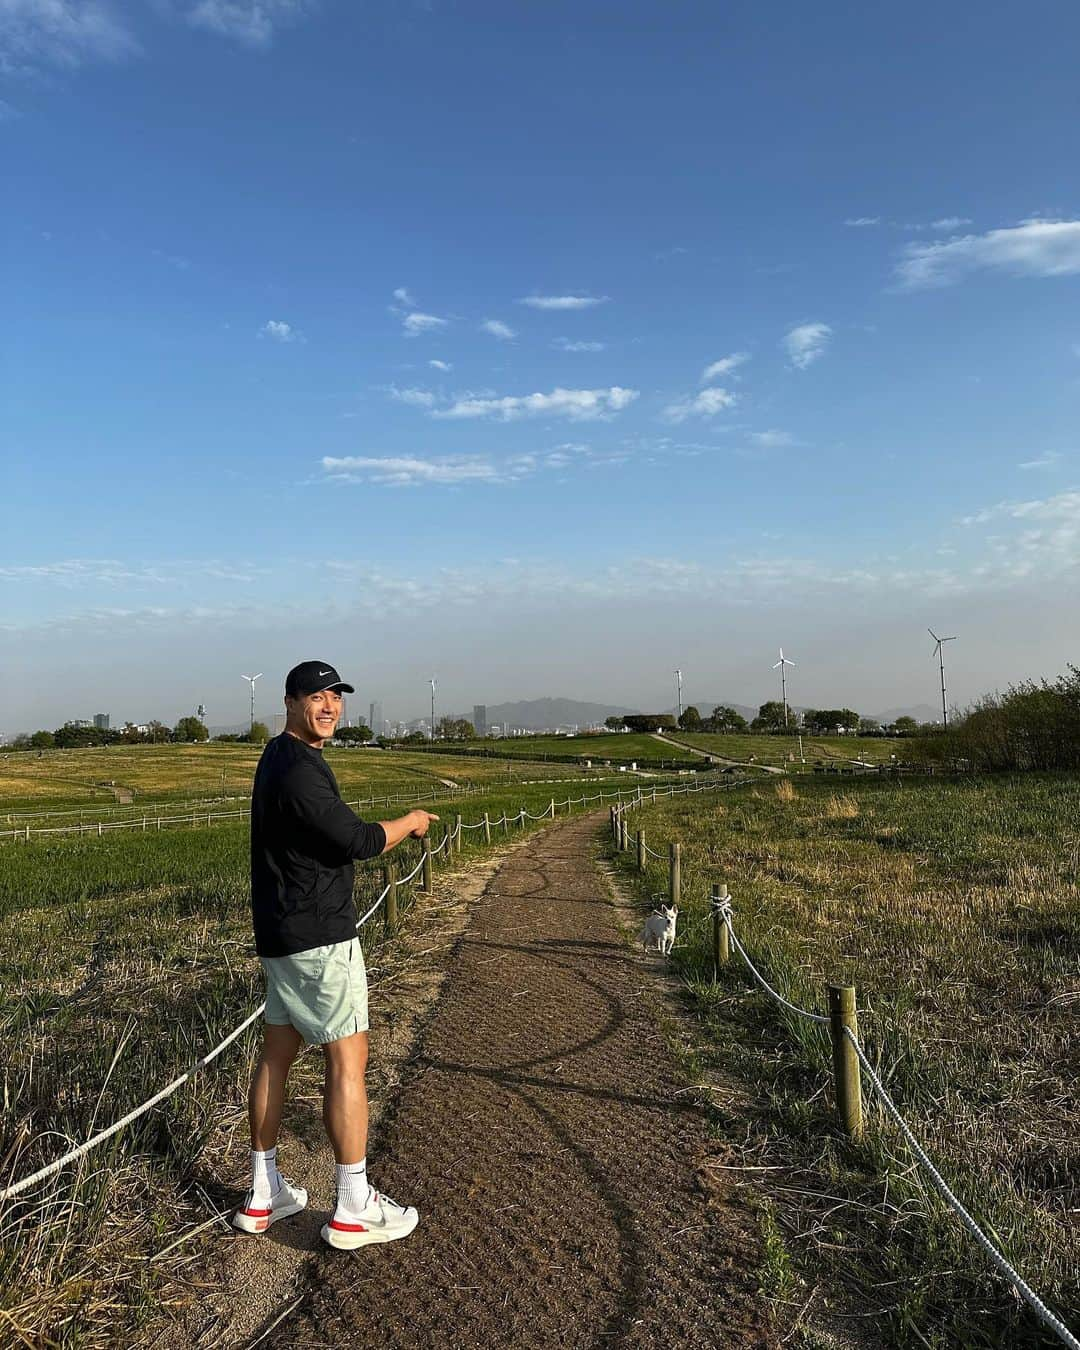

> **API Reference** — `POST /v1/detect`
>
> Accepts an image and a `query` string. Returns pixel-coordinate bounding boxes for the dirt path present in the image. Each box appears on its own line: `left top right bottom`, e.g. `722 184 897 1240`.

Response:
267 813 777 1349
651 731 786 775
157 845 512 1349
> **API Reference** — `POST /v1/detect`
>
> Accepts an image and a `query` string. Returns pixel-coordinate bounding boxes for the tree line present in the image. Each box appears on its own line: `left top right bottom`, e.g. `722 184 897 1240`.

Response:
922 667 1080 771
7 718 274 750
604 705 923 735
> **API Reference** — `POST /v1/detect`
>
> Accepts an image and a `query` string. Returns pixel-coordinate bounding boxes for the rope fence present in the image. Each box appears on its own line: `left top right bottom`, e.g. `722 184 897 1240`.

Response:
0 775 622 843
610 800 1079 1350
0 778 729 1208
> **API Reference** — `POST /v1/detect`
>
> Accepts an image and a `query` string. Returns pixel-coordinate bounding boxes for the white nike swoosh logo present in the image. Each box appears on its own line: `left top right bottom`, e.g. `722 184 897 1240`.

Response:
319 670 332 675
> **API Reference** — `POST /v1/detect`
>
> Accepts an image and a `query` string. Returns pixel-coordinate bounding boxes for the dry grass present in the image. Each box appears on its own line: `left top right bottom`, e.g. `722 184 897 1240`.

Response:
823 792 860 819
617 773 1080 1348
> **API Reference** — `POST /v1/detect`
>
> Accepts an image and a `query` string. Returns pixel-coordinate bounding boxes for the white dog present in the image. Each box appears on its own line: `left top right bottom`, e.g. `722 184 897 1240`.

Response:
640 903 678 955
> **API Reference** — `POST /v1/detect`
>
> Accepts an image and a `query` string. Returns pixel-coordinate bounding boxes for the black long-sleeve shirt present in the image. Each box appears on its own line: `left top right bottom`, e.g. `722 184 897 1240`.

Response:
250 733 386 957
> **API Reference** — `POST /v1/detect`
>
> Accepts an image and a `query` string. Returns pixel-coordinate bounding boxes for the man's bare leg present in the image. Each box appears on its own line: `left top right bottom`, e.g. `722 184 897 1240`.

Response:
319 1030 418 1248
248 1023 303 1150
322 1031 369 1163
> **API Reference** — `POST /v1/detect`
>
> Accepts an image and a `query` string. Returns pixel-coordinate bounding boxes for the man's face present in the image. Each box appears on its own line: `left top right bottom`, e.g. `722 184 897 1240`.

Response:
286 688 343 745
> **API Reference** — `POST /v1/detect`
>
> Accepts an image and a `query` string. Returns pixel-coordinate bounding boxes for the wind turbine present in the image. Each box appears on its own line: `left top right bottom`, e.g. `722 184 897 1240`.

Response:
241 673 262 733
772 648 795 728
674 669 683 724
928 630 956 730
430 676 437 740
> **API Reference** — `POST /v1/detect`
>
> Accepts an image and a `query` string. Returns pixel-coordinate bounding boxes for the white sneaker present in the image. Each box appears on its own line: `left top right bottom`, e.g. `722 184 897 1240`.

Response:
320 1188 419 1250
232 1177 308 1234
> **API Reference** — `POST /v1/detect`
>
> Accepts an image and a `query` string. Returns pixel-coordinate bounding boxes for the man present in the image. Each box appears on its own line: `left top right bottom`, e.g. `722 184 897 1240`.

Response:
232 660 438 1250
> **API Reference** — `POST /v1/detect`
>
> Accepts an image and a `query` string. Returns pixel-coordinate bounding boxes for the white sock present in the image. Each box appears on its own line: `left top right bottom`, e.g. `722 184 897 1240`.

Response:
335 1159 370 1218
251 1147 282 1201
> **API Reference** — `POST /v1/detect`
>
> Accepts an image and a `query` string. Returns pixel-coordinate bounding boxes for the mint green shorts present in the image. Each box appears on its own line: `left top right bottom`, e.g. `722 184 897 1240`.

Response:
260 937 369 1045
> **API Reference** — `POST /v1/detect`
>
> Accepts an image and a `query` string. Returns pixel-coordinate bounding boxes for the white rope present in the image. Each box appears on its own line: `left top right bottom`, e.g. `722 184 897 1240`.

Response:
0 1004 267 1202
843 1028 1079 1349
717 909 829 1025
356 883 391 927
398 852 427 885
713 895 1077 1347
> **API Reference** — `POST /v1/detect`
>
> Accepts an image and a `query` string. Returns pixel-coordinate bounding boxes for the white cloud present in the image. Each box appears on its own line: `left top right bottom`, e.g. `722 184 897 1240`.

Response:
384 385 436 408
0 98 22 119
930 216 973 231
0 0 139 73
750 429 796 448
428 359 453 372
956 489 1080 582
323 455 508 487
320 444 597 488
518 294 609 310
402 311 448 337
663 387 737 423
259 319 302 343
1018 452 1062 470
701 352 749 383
0 558 261 586
433 386 637 422
844 217 880 227
393 286 416 307
185 0 312 47
553 338 606 352
897 219 1080 289
783 322 831 369
480 318 516 341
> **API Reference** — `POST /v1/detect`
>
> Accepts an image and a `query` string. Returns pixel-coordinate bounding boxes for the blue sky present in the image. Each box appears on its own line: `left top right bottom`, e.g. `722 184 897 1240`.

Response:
3 0 1079 730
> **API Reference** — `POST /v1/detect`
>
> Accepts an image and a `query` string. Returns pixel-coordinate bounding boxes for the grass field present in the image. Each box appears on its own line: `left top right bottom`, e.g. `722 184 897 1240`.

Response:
667 729 905 767
0 743 605 828
0 775 633 1348
614 774 1079 1347
422 732 700 766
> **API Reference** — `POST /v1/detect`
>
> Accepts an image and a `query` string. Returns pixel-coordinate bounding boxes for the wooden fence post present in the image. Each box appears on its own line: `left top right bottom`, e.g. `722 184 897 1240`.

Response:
669 841 681 908
519 807 525 830
636 828 645 871
422 835 433 893
621 815 629 852
454 814 462 855
483 811 491 844
384 861 398 935
609 806 616 841
549 797 556 819
710 883 730 979
828 984 863 1138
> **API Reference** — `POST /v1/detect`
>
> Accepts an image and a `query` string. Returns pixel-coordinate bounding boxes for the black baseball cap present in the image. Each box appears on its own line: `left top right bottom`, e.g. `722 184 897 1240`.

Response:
285 661 355 698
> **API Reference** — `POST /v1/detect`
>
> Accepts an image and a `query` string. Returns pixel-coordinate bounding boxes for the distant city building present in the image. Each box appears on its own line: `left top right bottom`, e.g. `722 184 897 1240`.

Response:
272 713 286 736
473 704 487 737
369 701 383 735
93 713 110 730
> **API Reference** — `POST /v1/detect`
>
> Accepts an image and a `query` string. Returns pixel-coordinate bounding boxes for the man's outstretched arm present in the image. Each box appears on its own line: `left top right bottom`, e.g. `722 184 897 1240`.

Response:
377 809 439 853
